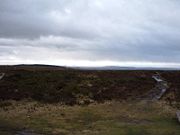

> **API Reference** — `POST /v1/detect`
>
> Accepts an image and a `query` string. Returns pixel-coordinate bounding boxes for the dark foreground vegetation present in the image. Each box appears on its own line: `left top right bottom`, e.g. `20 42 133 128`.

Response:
0 65 155 104
0 65 180 135
0 65 180 105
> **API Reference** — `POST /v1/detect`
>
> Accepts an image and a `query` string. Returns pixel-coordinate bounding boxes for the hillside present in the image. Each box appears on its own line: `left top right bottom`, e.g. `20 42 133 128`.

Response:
0 65 179 105
0 65 180 135
0 65 154 104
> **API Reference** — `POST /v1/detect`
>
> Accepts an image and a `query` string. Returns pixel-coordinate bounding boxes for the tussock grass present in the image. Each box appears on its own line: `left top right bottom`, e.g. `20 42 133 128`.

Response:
0 100 179 135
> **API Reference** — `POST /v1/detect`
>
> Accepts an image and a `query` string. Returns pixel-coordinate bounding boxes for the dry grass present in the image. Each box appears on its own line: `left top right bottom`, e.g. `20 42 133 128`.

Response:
0 100 179 135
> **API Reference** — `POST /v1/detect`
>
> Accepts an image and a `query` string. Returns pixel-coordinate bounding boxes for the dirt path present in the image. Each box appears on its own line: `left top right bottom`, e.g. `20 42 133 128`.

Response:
141 73 169 101
0 73 5 80
177 111 180 123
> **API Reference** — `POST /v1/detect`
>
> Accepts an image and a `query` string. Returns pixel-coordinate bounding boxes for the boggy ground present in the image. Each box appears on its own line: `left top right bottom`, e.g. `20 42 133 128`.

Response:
0 100 179 135
0 65 180 134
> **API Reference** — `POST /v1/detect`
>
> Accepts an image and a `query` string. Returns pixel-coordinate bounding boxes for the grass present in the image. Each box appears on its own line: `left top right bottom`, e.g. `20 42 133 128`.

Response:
0 100 179 135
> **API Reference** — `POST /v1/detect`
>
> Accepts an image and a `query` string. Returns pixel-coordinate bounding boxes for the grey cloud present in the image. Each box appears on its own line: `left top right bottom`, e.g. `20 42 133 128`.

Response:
0 0 180 66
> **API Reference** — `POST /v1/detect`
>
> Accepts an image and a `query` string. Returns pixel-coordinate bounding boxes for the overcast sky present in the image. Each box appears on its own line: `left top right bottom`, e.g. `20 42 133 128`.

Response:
0 0 180 67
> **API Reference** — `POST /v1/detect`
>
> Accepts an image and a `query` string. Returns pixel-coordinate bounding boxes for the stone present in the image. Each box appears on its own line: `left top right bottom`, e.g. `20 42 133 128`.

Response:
176 111 180 123
0 73 5 80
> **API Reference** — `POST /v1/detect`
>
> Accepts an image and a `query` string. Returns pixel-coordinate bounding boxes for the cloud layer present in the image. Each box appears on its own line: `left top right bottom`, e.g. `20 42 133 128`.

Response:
0 0 180 67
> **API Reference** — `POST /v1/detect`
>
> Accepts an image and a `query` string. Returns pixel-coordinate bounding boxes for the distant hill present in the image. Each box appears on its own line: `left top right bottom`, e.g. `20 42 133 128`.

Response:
0 64 179 71
0 64 67 71
73 66 180 71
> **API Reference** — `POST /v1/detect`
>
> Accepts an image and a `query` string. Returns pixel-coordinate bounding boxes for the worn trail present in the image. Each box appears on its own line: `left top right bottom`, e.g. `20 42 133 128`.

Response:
0 73 5 80
141 73 169 101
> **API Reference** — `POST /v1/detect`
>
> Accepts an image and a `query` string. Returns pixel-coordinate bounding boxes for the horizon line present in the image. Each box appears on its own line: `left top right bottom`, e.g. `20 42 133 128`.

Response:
1 61 180 69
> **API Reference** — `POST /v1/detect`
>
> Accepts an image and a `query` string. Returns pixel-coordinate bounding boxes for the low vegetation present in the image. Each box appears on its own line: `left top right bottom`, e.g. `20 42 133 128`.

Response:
0 65 180 134
0 66 156 104
0 100 179 135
